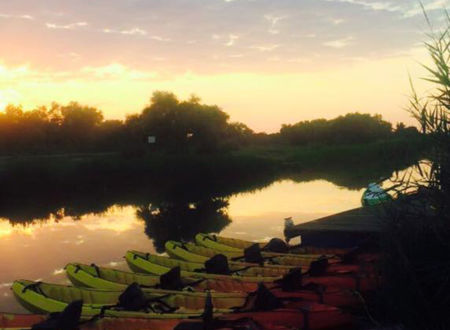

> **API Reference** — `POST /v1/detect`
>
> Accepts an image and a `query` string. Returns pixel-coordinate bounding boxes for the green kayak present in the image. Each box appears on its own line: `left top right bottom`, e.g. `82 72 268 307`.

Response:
361 183 392 206
66 262 260 293
125 250 280 283
165 241 294 273
12 280 209 318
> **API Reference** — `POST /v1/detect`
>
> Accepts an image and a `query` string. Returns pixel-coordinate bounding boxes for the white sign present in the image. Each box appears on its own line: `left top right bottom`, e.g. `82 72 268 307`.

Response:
148 136 156 144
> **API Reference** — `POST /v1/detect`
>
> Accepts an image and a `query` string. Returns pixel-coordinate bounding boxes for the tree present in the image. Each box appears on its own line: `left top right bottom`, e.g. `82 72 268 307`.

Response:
138 91 231 152
280 113 392 145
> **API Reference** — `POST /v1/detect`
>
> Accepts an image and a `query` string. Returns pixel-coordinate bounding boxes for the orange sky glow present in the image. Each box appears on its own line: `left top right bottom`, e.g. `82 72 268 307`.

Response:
0 0 445 132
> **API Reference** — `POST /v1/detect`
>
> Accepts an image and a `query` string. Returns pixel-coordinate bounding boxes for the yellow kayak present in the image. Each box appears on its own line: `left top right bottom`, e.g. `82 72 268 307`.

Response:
125 250 280 283
165 240 296 270
195 233 337 267
195 233 350 255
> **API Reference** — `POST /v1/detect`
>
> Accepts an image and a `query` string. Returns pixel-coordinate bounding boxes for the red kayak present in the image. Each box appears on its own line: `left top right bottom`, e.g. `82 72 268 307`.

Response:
222 304 353 329
0 313 184 330
0 313 299 330
303 273 379 292
190 276 361 307
0 308 352 330
272 286 360 308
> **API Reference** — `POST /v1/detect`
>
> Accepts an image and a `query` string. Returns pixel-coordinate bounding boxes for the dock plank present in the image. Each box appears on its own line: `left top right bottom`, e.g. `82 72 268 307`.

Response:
285 206 384 239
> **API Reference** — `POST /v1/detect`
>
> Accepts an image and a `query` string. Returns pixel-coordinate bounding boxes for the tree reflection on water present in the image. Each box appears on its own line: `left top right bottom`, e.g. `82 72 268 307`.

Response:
137 198 231 253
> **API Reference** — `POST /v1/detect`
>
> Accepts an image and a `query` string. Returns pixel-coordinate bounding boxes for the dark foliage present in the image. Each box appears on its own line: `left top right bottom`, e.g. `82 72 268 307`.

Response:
279 113 412 146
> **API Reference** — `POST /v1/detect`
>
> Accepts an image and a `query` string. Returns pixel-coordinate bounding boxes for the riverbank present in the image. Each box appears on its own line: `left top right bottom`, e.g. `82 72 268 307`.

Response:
0 136 426 176
0 137 426 224
0 137 427 198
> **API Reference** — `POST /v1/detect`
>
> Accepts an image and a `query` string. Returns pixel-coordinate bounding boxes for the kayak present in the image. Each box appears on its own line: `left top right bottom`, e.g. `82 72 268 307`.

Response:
195 233 340 267
67 262 261 294
194 233 379 264
12 280 353 329
12 280 206 318
191 236 371 275
67 262 257 292
361 183 392 206
0 312 349 330
166 240 295 270
197 233 351 255
126 251 378 292
0 313 188 330
65 266 249 311
125 251 282 281
67 263 361 307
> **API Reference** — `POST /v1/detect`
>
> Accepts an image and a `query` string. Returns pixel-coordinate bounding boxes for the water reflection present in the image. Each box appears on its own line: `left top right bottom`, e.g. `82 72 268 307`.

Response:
0 158 423 312
0 206 154 313
138 198 231 253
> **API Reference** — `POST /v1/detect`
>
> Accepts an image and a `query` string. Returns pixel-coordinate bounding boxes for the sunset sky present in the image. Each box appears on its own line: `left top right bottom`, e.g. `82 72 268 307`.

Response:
0 0 447 132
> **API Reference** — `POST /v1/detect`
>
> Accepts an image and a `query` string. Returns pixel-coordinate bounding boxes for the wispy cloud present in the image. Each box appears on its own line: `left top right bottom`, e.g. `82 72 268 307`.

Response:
120 27 147 35
225 34 239 46
46 22 88 30
81 63 158 80
102 27 169 40
0 13 34 20
324 0 401 13
264 15 287 35
323 36 353 48
331 18 345 25
149 35 171 42
404 0 448 18
250 44 280 52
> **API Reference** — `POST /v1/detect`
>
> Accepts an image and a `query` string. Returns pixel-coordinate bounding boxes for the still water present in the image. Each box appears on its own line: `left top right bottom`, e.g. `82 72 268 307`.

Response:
0 179 365 313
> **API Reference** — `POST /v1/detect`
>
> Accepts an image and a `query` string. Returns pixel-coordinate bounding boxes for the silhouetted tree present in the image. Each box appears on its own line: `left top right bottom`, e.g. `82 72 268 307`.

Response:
280 113 393 145
138 91 231 152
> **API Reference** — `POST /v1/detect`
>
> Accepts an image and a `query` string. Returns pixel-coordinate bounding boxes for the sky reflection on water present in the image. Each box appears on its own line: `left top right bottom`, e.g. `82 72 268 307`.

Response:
0 179 365 313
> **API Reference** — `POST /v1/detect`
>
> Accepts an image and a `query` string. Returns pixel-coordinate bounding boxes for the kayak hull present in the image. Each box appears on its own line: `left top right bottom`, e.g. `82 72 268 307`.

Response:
11 281 354 329
67 263 360 307
0 314 186 330
125 250 280 283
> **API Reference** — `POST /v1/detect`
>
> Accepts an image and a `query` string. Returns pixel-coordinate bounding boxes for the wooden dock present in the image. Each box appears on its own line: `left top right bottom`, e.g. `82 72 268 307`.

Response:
284 206 385 248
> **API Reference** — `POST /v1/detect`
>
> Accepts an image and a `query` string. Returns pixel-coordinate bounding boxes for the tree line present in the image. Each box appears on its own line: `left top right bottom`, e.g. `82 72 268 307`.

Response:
0 91 419 155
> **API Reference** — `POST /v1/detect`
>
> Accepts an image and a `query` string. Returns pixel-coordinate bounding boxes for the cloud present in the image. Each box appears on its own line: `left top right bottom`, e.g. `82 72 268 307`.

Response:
149 35 171 42
331 18 345 25
404 0 448 18
120 27 147 35
102 27 169 40
0 13 34 20
324 0 449 18
0 63 30 80
323 36 353 48
225 34 239 46
324 0 401 13
287 57 312 63
81 63 158 80
46 22 88 30
264 14 287 35
250 44 280 52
